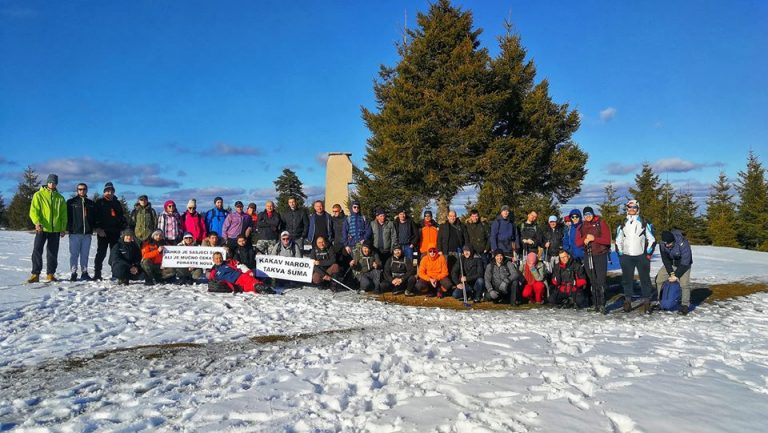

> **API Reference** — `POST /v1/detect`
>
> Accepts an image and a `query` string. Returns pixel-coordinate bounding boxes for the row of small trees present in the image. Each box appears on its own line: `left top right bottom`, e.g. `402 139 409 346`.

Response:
595 151 767 251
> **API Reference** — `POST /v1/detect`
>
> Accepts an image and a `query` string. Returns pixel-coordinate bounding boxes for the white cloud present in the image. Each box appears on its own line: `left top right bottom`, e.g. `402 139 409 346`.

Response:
599 107 617 122
652 158 724 173
315 153 330 167
33 157 180 190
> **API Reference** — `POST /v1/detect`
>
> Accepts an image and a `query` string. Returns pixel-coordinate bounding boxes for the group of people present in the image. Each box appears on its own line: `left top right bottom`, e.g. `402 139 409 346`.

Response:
27 175 694 314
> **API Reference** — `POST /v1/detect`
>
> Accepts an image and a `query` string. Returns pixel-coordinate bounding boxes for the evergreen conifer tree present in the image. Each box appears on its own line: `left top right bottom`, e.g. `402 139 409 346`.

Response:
706 171 739 247
7 166 40 230
671 189 705 244
274 169 307 213
598 183 622 232
0 194 7 227
628 164 661 224
735 151 768 250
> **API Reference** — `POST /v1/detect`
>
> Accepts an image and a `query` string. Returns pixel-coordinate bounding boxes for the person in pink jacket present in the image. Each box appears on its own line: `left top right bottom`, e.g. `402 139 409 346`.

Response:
180 198 207 243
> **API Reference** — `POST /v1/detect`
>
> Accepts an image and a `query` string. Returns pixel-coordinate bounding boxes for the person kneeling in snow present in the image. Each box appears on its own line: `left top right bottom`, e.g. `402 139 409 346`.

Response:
350 241 382 293
109 229 143 285
141 230 176 286
548 249 588 308
208 251 274 294
519 252 547 304
484 249 520 304
655 230 693 315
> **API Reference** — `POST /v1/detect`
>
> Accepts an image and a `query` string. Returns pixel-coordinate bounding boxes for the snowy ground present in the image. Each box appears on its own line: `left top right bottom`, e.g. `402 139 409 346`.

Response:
1 231 767 432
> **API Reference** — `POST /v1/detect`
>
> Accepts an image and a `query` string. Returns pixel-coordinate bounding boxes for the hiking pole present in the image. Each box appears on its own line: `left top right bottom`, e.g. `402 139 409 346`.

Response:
458 248 470 308
317 265 356 293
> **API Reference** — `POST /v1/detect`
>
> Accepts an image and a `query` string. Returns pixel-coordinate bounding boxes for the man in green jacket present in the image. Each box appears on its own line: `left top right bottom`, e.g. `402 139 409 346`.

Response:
28 174 67 283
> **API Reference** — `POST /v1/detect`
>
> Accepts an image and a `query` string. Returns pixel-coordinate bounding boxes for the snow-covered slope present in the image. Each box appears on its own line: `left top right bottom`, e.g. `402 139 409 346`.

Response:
1 231 767 432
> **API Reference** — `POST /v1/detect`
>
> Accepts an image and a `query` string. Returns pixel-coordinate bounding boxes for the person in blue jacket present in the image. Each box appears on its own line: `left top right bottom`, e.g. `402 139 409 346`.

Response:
205 197 229 240
562 209 584 262
655 229 693 315
490 205 519 260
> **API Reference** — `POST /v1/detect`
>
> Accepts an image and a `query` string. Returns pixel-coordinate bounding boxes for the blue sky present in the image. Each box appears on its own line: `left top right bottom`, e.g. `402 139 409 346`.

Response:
1 0 766 213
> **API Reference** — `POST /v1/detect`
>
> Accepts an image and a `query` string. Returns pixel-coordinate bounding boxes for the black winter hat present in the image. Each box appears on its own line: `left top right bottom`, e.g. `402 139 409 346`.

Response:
214 196 223 203
423 210 433 217
493 249 504 257
46 174 58 185
582 206 594 216
661 231 675 244
103 182 115 192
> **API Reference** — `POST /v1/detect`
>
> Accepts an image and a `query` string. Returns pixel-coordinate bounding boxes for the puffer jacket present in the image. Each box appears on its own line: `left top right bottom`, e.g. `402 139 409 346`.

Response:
576 215 612 256
141 240 164 265
659 229 692 278
562 209 584 260
181 211 207 243
484 260 519 290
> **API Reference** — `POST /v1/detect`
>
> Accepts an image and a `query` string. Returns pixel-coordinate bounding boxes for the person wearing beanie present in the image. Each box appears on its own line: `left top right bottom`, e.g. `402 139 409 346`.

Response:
655 229 693 314
26 173 67 283
490 204 519 259
175 231 203 284
343 200 370 257
180 198 206 244
615 198 657 313
562 209 584 262
415 247 452 298
93 181 126 280
418 210 438 257
382 244 417 295
576 206 613 313
450 245 485 302
66 182 96 281
483 249 521 304
141 229 173 285
130 194 157 244
204 196 229 243
157 200 183 245
350 241 383 293
519 252 546 304
245 202 259 246
109 229 142 285
395 208 420 265
542 215 563 271
369 207 398 264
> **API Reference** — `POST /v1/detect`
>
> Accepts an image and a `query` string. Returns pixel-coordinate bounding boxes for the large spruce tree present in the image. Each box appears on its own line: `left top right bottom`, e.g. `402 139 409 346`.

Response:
7 166 40 230
706 171 738 247
359 2 586 221
274 168 307 213
735 151 768 250
475 25 585 218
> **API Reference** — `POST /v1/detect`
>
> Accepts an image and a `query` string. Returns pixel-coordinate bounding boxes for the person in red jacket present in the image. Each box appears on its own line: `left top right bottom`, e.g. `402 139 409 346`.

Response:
575 206 612 314
180 199 207 243
209 251 273 293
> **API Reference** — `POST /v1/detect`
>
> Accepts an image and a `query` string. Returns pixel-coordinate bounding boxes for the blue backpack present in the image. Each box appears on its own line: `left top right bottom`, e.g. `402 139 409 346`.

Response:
660 280 682 311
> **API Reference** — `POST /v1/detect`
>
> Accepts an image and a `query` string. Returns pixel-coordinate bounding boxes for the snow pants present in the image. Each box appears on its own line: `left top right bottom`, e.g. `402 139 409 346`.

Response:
521 281 546 303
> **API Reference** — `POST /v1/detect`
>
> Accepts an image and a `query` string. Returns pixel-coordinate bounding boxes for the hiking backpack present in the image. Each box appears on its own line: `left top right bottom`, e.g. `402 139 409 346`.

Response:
659 280 682 311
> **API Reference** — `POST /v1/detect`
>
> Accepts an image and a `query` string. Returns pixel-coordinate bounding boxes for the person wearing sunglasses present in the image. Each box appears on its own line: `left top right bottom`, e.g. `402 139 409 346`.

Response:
561 209 584 263
415 247 452 297
66 182 96 281
93 182 126 280
615 199 657 313
343 201 370 257
180 198 206 244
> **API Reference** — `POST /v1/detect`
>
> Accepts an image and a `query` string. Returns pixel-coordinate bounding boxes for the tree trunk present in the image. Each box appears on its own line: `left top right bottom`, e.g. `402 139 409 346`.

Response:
437 196 451 225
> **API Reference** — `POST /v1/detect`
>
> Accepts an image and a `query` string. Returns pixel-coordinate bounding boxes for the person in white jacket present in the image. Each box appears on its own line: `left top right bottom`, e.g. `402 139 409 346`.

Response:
615 199 656 313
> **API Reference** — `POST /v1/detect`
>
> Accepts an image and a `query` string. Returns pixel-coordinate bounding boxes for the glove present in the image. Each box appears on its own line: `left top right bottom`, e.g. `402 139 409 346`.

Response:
237 264 249 273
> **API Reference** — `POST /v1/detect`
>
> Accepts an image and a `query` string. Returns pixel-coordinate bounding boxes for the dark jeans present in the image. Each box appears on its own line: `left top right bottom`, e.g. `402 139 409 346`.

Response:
584 252 609 306
112 261 142 281
94 230 119 274
452 277 485 301
31 232 61 275
620 254 652 300
357 269 382 292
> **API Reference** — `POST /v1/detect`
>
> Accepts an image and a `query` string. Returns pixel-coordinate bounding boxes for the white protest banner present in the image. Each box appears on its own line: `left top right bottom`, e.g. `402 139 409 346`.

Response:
162 246 227 268
255 255 314 283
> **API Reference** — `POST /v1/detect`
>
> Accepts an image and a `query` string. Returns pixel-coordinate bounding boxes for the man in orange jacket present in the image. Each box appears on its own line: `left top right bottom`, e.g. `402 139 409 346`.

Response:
413 247 452 297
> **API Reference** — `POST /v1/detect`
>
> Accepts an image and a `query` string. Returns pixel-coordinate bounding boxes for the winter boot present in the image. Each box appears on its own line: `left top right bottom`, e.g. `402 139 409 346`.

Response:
27 274 39 283
679 305 689 316
93 271 103 281
46 274 58 282
623 299 632 313
70 272 78 282
639 300 651 314
81 272 91 281
117 279 129 285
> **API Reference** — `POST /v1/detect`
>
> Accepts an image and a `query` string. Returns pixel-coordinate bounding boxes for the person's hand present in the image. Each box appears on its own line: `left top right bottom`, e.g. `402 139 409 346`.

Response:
349 260 356 267
60 232 66 238
461 276 467 283
158 246 164 253
430 278 437 286
586 234 595 243
668 275 678 282
314 260 320 266
129 266 139 275
457 283 465 290
345 246 352 255
438 251 443 256
392 278 402 286
35 224 42 233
